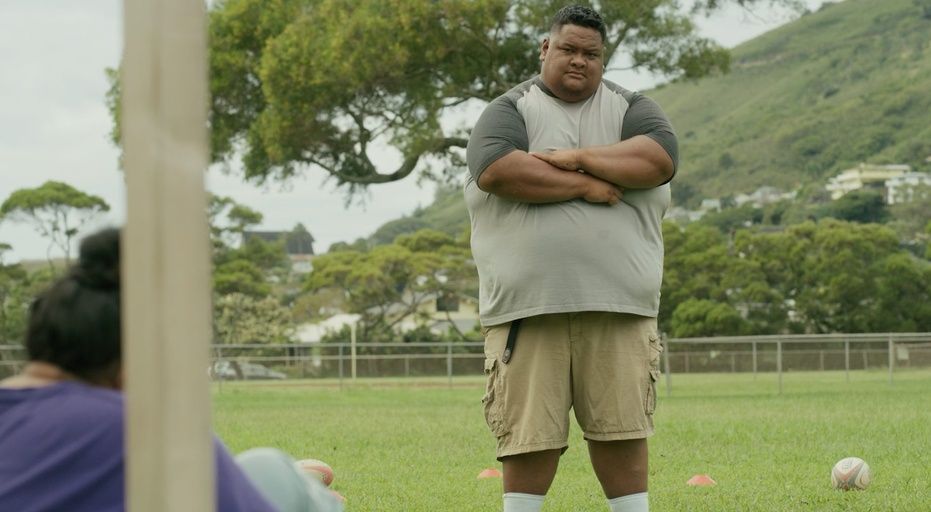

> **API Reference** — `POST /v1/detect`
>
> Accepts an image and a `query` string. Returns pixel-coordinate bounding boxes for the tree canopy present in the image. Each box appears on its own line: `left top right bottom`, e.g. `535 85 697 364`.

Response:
0 181 110 265
306 228 474 341
660 218 931 336
108 0 800 195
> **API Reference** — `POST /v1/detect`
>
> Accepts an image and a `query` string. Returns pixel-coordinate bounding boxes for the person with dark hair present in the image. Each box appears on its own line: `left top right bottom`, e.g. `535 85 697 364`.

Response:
465 4 678 512
0 228 341 512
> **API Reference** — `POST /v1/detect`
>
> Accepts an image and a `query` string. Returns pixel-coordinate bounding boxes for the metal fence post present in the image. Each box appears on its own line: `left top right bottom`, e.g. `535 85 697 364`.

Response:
350 323 357 382
447 342 453 389
663 336 671 397
844 340 850 382
752 341 757 380
777 341 783 395
888 336 894 384
338 344 344 390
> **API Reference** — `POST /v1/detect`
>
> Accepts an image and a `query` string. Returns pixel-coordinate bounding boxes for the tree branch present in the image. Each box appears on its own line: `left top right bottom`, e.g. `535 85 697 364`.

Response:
327 137 469 185
444 309 469 341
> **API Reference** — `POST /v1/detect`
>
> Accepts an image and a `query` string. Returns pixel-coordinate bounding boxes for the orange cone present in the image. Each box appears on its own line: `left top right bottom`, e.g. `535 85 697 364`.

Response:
477 468 503 479
687 474 717 486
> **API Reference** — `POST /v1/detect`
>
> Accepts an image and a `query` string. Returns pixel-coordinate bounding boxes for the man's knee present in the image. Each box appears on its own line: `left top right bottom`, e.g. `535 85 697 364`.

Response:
502 449 562 494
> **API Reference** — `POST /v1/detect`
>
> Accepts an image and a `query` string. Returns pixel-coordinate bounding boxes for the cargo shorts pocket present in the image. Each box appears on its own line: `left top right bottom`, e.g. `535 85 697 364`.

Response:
645 334 663 415
482 357 509 437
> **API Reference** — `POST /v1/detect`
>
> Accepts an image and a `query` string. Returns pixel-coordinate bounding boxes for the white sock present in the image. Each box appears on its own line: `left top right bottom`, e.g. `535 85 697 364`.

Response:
503 492 545 512
608 492 648 512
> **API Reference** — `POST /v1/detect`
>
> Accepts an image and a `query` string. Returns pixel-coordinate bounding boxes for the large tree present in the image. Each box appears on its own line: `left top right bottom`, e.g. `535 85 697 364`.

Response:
732 219 927 334
661 221 788 336
0 181 110 266
214 292 295 346
109 0 801 194
208 194 264 251
305 228 474 341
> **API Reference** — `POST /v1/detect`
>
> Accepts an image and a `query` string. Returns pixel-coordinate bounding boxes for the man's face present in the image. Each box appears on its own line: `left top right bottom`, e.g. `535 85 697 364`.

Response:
540 24 604 103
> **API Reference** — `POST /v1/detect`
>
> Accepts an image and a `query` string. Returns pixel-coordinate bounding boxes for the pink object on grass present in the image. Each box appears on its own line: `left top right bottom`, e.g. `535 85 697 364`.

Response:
477 468 503 479
687 474 717 486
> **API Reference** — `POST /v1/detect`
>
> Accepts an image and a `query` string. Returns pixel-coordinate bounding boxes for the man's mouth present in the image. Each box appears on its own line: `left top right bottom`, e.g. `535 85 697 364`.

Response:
566 72 585 79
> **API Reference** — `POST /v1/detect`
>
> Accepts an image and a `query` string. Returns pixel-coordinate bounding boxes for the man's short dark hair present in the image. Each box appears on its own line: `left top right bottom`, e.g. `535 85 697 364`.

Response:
25 228 122 381
550 5 607 42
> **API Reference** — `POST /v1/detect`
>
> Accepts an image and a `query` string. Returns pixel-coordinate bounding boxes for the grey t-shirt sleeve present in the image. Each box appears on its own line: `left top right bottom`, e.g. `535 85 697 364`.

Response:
621 94 679 177
466 95 528 183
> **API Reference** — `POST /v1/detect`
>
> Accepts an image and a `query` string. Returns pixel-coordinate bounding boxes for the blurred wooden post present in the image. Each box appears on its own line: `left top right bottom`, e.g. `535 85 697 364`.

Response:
121 0 214 510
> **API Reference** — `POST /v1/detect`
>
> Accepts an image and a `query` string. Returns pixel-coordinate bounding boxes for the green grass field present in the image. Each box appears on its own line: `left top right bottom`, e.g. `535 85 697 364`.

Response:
212 370 931 511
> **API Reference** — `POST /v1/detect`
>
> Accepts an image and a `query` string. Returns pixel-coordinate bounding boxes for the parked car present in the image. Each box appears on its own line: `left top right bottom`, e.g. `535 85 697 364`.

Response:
209 360 286 380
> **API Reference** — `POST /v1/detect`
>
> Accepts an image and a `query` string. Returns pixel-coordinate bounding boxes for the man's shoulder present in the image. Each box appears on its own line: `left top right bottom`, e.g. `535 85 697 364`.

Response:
492 77 540 105
600 79 640 103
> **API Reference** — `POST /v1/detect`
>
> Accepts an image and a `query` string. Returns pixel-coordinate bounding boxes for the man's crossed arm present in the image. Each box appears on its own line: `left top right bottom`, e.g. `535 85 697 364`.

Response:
477 135 674 205
530 135 674 189
477 150 622 205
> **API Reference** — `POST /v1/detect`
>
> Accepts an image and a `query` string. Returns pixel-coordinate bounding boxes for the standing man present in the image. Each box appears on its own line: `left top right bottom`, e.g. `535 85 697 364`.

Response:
464 5 677 512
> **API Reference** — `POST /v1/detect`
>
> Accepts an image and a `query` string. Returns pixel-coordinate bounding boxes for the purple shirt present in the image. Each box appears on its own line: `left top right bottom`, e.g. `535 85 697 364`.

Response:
0 381 277 512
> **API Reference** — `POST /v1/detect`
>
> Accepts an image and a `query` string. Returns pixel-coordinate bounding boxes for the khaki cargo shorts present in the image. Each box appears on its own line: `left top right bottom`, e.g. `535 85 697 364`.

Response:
481 312 662 460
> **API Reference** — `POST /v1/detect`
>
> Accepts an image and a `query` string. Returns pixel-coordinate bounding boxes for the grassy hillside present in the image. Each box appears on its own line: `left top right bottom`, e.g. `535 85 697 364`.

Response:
651 0 931 202
368 185 470 244
363 0 931 242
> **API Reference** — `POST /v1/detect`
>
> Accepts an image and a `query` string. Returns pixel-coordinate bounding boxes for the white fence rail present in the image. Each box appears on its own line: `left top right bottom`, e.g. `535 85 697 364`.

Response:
3 333 930 394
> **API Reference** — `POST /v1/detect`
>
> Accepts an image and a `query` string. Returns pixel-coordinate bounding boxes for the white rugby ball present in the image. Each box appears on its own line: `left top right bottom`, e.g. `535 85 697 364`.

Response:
831 457 871 490
295 458 334 487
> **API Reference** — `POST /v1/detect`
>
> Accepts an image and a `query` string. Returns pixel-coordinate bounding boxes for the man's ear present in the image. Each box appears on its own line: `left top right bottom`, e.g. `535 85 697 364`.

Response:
540 37 549 62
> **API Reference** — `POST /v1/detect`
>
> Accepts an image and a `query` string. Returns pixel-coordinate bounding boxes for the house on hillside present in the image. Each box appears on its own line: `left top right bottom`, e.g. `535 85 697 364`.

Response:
295 313 361 343
664 206 705 224
243 224 315 273
825 163 910 200
699 198 722 212
734 186 795 208
414 292 481 338
885 172 931 205
379 291 481 339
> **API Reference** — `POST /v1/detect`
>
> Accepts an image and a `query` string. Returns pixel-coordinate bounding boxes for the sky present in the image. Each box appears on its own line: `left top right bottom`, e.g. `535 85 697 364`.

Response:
0 0 821 263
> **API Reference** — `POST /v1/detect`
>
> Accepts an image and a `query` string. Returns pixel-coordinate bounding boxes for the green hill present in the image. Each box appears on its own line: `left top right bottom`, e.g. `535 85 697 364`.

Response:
364 0 931 241
652 0 931 203
368 185 471 245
